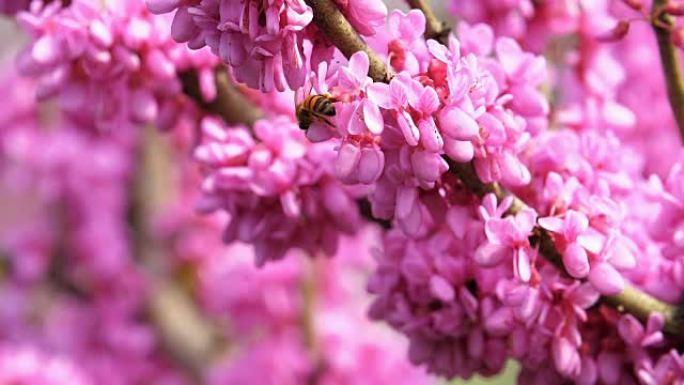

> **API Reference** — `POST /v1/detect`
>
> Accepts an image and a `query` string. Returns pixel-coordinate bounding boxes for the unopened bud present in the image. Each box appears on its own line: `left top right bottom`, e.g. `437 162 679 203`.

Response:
672 27 684 48
596 21 630 42
666 1 684 16
622 0 643 11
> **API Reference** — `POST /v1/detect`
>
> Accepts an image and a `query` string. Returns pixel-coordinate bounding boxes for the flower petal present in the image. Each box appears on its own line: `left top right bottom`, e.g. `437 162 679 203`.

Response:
589 262 624 295
564 242 590 279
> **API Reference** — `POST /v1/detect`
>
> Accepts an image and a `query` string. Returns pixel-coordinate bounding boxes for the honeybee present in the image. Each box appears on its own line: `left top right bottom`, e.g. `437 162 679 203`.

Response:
295 85 337 130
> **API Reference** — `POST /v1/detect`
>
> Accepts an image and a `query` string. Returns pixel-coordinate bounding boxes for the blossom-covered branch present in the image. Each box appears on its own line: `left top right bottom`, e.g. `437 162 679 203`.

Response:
306 0 684 338
305 0 388 82
653 0 684 141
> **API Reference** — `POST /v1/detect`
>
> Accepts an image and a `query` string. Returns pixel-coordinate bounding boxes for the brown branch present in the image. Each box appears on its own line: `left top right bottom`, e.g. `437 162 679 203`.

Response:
305 0 684 338
405 0 450 42
132 127 225 381
304 0 389 82
653 0 684 141
180 68 263 126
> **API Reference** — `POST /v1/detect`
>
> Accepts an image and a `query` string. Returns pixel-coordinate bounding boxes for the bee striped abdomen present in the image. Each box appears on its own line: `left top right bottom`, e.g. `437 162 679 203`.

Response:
295 94 337 130
312 95 336 116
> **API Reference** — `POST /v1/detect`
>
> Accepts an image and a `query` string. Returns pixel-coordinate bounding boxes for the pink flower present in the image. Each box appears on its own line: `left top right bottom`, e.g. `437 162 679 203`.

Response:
387 10 427 73
475 194 537 282
618 313 664 348
367 72 420 146
538 210 600 279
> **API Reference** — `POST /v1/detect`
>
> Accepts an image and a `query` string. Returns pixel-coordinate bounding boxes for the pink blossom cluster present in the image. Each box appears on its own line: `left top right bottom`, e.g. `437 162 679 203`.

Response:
145 0 387 91
193 114 362 266
612 2 682 175
305 11 547 235
14 0 219 133
650 153 684 294
452 0 682 176
288 7 684 384
367 128 683 383
449 0 583 52
178 5 684 384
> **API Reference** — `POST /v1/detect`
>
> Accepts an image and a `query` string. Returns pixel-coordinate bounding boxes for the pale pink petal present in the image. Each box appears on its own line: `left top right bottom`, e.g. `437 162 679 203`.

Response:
589 262 624 295
514 248 531 282
397 110 420 146
347 51 370 79
427 39 450 63
538 217 564 233
429 275 455 301
474 243 509 266
305 122 335 142
417 86 440 114
444 139 474 162
438 106 479 140
495 37 524 77
146 0 180 14
606 238 637 270
411 150 447 183
336 142 361 180
366 82 393 109
565 210 589 239
357 147 385 184
564 242 590 278
553 337 579 377
577 230 605 254
418 118 443 152
363 99 384 134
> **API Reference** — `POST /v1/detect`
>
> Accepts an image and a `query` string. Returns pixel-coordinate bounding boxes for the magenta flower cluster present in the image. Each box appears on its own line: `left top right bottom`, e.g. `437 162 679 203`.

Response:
146 0 387 91
193 114 362 266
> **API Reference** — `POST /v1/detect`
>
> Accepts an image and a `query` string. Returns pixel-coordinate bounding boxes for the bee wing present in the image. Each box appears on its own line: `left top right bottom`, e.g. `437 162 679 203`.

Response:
295 75 314 106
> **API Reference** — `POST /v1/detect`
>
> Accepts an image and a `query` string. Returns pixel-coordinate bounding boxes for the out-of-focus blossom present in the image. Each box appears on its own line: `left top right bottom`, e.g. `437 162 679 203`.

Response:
15 0 218 132
0 344 94 385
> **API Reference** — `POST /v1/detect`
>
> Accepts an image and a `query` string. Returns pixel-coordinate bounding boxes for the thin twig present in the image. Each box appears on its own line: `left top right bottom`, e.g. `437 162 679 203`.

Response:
304 0 684 337
652 0 684 141
405 0 450 42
